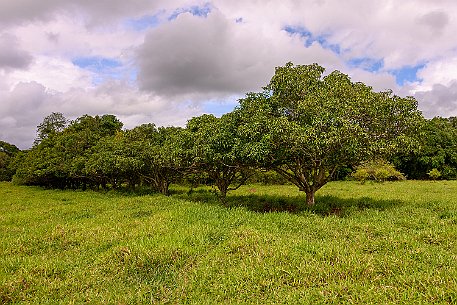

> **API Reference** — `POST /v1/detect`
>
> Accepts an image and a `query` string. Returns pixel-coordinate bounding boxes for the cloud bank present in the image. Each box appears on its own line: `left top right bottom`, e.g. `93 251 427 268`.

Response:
1 0 457 148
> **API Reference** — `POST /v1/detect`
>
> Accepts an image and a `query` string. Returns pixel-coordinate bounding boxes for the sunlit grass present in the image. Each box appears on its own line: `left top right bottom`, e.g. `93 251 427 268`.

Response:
1 181 456 304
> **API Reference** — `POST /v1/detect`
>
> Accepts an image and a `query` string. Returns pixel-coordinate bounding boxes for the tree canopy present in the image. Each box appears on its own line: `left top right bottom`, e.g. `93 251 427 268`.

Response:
186 112 251 200
238 62 423 205
392 117 457 179
0 141 20 181
5 62 455 207
34 112 68 146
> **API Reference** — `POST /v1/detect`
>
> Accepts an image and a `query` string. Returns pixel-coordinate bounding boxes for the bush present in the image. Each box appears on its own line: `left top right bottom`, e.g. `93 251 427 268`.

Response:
428 168 441 180
352 160 406 183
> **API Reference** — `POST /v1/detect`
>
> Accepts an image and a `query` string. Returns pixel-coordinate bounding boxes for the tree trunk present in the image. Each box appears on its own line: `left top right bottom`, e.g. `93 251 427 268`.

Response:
306 191 315 206
216 179 228 204
159 180 169 196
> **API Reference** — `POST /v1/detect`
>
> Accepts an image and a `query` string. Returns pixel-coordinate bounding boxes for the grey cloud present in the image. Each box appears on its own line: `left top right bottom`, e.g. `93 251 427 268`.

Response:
0 0 186 26
415 82 457 118
0 34 33 70
136 10 343 99
0 0 61 25
0 80 201 149
0 82 53 149
416 11 449 33
1 82 49 115
136 11 251 97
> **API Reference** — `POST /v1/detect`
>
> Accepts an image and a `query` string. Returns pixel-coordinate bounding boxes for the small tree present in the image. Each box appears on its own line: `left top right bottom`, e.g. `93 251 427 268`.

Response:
119 124 188 195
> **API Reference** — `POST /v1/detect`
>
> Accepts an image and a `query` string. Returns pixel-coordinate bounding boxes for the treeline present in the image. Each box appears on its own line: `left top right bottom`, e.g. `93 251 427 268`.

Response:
1 63 456 204
392 116 457 180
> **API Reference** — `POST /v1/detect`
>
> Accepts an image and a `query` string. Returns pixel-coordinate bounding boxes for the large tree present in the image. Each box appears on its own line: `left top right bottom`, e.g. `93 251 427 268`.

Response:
238 62 423 205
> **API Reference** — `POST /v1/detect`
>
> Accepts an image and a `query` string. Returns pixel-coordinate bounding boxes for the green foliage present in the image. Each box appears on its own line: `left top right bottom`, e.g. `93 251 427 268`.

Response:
238 62 423 205
0 141 20 181
12 62 457 202
34 112 67 146
352 160 406 183
186 112 251 199
393 117 457 179
14 114 124 188
1 181 457 304
247 170 289 185
124 124 188 195
428 168 442 180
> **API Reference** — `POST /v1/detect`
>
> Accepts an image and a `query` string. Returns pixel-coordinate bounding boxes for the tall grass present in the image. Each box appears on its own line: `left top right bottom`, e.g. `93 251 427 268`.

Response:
1 181 456 304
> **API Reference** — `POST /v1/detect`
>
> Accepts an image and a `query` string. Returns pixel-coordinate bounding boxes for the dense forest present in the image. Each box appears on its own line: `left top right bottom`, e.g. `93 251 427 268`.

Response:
1 63 456 204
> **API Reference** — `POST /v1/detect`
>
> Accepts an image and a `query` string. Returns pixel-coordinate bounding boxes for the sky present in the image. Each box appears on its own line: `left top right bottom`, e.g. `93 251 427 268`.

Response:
1 0 457 149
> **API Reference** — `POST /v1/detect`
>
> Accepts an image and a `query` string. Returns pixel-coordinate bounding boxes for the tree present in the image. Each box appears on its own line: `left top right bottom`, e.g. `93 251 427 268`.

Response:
187 112 251 201
34 112 67 146
392 117 457 179
121 124 187 195
14 114 124 189
0 141 20 181
238 62 423 205
84 131 142 190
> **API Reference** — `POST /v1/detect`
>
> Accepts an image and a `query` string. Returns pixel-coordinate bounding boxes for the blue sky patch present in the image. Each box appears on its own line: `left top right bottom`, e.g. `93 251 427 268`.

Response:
348 57 384 72
169 3 212 20
203 100 238 116
284 26 341 54
390 63 425 86
72 57 122 70
72 56 128 85
125 14 161 31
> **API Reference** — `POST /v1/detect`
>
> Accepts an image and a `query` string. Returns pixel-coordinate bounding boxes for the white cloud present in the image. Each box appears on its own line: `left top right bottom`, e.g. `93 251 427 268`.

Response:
8 56 93 92
0 80 201 149
1 0 457 149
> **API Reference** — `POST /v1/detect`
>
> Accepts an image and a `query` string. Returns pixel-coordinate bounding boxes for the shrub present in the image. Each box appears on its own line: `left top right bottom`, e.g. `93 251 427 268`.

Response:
428 168 441 180
352 159 406 183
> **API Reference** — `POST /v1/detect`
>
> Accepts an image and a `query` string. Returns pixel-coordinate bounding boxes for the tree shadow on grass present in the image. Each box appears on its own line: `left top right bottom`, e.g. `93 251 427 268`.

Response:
174 190 401 217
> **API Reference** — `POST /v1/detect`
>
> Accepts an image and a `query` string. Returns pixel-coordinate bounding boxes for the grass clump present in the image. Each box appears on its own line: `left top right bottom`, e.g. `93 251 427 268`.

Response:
1 181 456 304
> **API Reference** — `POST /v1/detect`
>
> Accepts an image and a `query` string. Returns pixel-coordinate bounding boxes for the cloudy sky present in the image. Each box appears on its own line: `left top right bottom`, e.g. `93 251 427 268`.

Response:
1 0 457 149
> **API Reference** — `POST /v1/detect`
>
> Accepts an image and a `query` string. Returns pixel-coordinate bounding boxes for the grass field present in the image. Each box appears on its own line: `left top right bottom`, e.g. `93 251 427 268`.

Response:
1 181 456 304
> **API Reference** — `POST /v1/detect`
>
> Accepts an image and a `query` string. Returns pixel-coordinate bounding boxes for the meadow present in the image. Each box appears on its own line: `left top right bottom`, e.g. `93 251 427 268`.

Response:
1 180 456 304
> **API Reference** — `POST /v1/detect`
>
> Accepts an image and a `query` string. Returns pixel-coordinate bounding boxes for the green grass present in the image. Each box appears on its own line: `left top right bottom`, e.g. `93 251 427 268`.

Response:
1 181 456 304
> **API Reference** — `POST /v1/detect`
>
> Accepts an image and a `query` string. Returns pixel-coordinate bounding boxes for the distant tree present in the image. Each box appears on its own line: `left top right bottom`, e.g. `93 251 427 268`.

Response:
84 131 142 190
14 114 123 189
238 62 423 205
0 140 20 181
34 112 67 146
0 141 20 155
138 126 189 195
392 117 457 179
85 124 187 194
187 112 251 201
